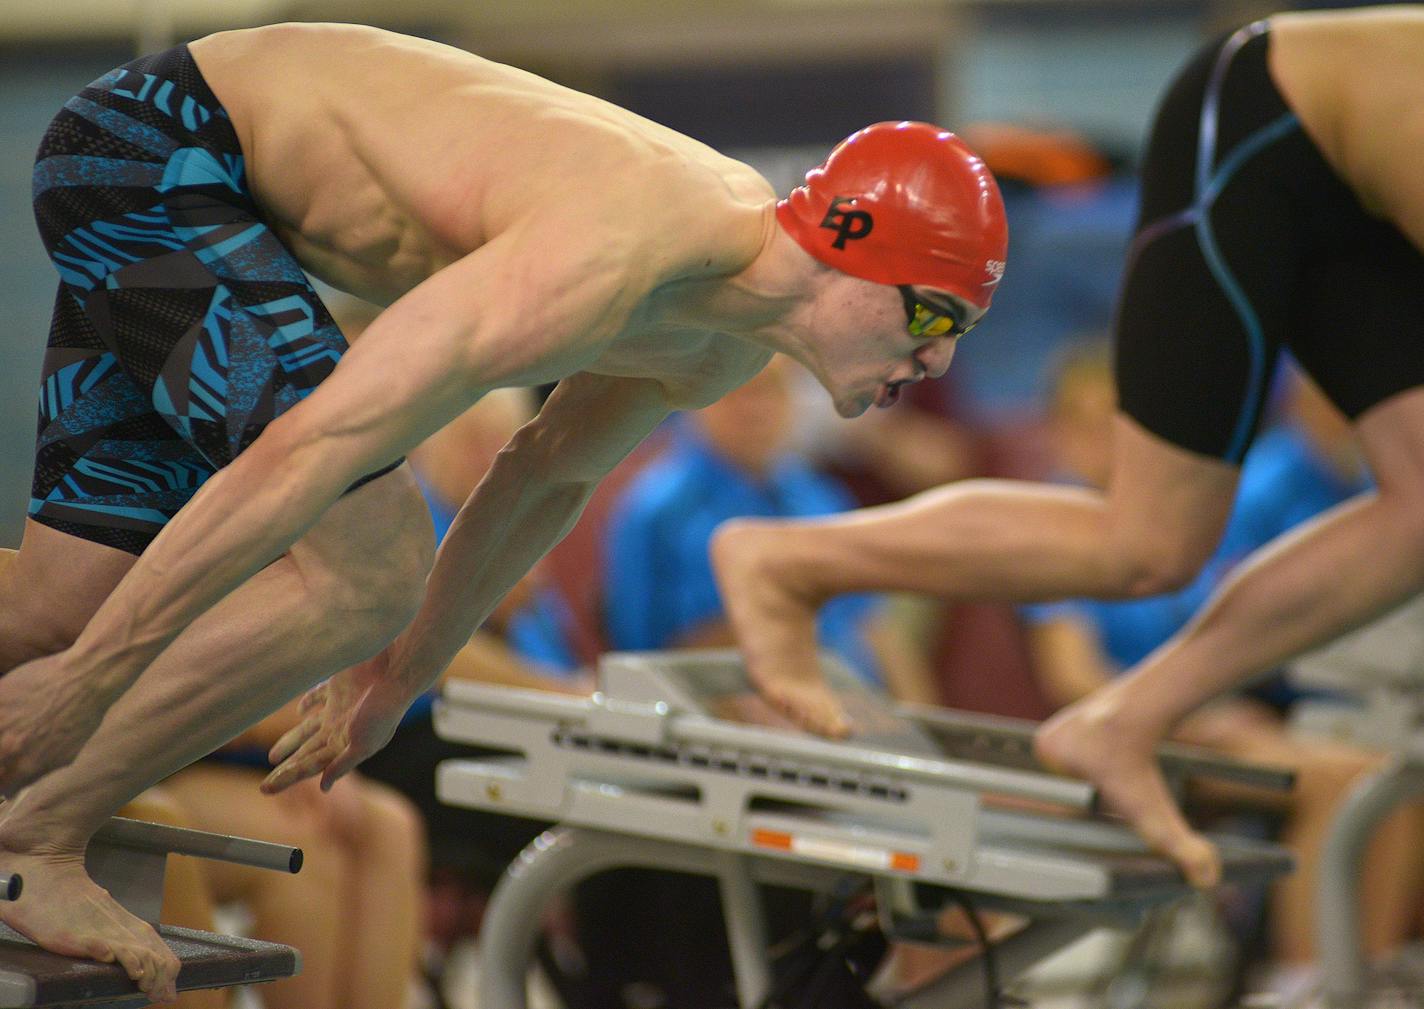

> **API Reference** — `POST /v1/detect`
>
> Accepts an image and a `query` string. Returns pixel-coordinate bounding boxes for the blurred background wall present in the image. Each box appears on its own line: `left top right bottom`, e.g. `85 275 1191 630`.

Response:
0 0 1360 547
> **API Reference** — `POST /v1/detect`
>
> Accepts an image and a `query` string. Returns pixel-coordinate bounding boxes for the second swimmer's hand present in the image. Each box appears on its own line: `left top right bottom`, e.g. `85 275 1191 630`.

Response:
261 649 416 794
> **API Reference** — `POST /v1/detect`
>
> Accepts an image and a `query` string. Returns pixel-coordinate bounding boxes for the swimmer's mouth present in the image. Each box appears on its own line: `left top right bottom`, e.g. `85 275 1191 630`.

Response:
878 379 913 408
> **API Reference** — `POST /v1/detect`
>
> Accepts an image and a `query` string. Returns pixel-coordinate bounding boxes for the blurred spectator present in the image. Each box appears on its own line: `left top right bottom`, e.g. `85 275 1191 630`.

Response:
1219 364 1372 562
603 355 938 703
164 709 426 1009
1021 341 1424 969
786 364 979 507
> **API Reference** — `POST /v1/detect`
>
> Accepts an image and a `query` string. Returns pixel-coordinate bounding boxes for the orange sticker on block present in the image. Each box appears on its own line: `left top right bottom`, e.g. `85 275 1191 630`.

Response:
889 852 921 873
752 829 920 874
752 829 793 851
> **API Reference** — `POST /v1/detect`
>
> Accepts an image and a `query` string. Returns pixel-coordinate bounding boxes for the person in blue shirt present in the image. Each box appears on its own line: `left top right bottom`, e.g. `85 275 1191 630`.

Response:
602 355 938 703
1022 343 1417 971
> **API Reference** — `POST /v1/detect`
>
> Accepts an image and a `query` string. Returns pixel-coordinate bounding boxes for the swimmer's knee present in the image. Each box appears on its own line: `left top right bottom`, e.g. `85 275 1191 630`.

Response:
297 471 434 644
0 607 85 669
1101 535 1210 598
1383 492 1424 557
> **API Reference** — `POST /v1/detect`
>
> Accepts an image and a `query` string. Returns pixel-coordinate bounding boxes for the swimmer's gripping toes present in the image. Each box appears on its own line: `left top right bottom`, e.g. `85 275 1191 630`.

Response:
0 817 300 1007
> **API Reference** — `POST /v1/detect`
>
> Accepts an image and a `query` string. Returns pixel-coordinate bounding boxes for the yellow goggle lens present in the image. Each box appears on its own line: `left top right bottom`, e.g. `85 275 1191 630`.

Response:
909 305 957 339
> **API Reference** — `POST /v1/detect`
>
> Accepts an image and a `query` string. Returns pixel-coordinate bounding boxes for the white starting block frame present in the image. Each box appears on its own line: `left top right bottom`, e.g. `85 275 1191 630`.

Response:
0 817 303 1008
1289 594 1424 1008
434 649 1294 1009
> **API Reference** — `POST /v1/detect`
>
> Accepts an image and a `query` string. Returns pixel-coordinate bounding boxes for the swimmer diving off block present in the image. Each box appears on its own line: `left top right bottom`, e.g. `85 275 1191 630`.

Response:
712 5 1424 899
0 23 1006 1002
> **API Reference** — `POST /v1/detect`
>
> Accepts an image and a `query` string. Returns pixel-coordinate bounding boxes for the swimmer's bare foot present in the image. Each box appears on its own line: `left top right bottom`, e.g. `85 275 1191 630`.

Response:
711 520 851 738
0 653 109 796
0 828 180 1002
1034 691 1221 889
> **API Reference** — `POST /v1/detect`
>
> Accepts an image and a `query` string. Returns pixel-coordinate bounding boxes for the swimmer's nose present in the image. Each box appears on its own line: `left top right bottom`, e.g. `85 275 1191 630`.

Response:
915 339 956 379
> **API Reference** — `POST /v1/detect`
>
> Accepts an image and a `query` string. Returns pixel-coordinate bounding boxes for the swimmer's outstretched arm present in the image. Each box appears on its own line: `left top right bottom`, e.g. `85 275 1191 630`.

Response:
260 363 763 792
0 221 645 793
388 370 686 693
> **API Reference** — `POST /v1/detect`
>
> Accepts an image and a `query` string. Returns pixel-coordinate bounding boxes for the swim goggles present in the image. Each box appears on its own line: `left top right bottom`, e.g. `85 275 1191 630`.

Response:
898 286 973 339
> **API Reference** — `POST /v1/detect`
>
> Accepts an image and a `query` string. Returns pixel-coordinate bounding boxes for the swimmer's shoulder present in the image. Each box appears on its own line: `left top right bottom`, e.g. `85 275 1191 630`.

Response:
603 138 778 286
505 116 776 296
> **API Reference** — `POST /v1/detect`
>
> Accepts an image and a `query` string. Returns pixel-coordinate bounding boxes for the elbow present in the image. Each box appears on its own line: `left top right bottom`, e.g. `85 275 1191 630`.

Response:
498 416 598 489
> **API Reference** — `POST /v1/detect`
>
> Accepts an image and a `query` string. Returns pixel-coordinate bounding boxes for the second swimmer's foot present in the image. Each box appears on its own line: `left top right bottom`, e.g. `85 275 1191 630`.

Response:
751 669 852 738
712 520 851 738
1034 697 1221 889
0 841 181 1002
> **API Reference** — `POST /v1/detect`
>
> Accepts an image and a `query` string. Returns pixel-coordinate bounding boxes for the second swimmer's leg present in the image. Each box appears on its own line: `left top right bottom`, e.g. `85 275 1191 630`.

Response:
713 414 1239 735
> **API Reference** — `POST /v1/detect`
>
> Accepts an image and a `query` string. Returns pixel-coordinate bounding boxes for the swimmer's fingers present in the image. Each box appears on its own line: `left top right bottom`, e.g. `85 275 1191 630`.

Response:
319 744 363 793
261 733 342 794
268 713 323 767
299 682 330 714
318 687 405 792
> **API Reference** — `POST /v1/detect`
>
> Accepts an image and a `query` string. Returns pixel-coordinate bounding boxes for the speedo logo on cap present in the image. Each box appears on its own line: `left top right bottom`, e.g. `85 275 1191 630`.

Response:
820 197 874 249
983 259 1006 286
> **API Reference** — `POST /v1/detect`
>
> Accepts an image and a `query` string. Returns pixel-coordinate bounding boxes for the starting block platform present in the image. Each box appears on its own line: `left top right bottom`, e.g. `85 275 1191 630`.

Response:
0 817 302 1008
434 649 1295 1008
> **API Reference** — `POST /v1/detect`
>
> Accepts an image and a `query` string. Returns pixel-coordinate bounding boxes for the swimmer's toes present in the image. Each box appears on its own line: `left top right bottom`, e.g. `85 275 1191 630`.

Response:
84 938 117 963
787 690 847 738
1180 837 1222 889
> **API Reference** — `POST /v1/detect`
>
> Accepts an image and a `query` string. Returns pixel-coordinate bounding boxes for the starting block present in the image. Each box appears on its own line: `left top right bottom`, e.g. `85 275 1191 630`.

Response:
0 816 303 1008
433 649 1295 1008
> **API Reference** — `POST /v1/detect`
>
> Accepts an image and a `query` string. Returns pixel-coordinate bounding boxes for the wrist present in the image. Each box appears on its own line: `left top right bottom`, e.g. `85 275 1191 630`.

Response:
386 645 442 699
0 795 95 855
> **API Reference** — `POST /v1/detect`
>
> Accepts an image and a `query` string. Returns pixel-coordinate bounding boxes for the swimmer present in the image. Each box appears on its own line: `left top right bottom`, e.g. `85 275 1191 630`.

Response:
0 24 1005 1000
713 4 1424 889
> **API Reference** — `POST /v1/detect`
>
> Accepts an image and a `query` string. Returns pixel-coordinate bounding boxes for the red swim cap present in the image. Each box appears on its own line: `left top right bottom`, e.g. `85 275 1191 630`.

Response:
776 121 1008 311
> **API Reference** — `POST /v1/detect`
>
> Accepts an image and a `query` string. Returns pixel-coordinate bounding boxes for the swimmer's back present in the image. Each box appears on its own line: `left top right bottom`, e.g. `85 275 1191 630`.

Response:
1270 6 1424 226
189 23 773 303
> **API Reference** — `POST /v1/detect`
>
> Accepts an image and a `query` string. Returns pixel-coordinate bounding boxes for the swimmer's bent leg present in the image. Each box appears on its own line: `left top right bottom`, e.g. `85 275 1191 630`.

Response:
0 461 432 875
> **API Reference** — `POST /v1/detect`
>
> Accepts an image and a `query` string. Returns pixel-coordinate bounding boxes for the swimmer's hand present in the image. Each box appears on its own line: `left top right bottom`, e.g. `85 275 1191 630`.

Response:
0 653 110 796
1034 689 1222 889
261 649 415 794
711 520 851 738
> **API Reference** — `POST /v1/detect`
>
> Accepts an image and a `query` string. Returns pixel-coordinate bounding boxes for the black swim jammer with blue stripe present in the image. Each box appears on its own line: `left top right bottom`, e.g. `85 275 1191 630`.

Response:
1115 22 1424 462
29 45 393 555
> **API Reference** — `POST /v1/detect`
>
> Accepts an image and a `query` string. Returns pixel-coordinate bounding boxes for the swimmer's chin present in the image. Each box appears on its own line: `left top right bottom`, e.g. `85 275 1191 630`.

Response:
830 391 874 418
